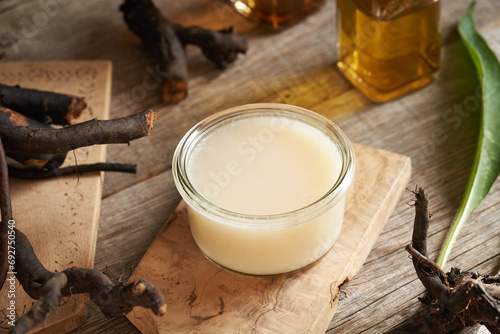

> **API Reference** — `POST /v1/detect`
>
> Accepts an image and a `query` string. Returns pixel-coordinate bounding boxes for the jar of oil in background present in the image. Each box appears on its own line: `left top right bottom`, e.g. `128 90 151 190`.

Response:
337 0 441 102
228 0 325 29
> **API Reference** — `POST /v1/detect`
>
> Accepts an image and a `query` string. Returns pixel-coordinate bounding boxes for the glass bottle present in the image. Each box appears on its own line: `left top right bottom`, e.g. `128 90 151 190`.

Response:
227 0 326 29
336 0 441 102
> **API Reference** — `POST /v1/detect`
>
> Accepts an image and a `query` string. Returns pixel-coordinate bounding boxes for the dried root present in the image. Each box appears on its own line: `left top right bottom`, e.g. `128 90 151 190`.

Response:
0 83 86 125
172 25 248 70
389 188 500 333
10 273 67 334
0 134 166 334
0 105 67 170
120 0 247 103
12 228 166 333
0 91 155 176
0 109 157 154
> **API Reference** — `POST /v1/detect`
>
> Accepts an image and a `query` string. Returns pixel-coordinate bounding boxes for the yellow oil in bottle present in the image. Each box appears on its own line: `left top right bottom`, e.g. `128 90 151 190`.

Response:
228 0 325 29
336 0 441 102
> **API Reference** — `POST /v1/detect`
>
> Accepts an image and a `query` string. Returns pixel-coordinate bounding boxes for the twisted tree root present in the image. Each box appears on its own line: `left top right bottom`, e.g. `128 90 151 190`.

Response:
389 188 500 333
13 228 166 327
0 133 166 333
120 0 247 103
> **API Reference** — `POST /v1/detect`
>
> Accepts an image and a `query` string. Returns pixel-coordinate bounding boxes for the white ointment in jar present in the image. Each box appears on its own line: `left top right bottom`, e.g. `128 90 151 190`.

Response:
173 103 355 276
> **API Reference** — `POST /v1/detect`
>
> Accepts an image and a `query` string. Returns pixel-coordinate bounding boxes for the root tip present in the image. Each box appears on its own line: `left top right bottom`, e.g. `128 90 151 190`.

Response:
133 281 147 296
161 80 187 104
158 304 167 316
145 109 158 135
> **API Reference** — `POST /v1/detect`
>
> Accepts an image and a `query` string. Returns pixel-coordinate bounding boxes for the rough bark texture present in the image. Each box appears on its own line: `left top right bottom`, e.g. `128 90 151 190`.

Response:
0 83 86 125
120 0 188 103
10 273 68 334
0 109 157 154
0 105 66 170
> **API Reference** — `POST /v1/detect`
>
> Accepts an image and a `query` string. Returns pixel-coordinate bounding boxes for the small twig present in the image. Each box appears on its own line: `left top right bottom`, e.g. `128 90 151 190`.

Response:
120 0 247 102
8 163 136 179
0 109 157 154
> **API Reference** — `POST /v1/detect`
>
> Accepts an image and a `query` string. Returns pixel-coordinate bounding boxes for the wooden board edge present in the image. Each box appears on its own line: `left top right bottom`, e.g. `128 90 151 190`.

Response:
87 60 112 270
313 152 412 334
35 297 89 334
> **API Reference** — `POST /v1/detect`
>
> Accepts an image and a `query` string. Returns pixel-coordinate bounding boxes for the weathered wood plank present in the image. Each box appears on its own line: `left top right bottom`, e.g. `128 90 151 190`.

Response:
1 0 497 196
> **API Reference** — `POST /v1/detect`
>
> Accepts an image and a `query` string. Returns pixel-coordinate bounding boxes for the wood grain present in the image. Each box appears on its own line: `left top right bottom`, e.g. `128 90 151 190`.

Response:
126 143 411 333
0 61 111 333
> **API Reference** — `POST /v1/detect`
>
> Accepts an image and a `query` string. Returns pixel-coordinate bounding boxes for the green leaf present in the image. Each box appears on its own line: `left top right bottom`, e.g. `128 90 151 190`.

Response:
437 1 500 268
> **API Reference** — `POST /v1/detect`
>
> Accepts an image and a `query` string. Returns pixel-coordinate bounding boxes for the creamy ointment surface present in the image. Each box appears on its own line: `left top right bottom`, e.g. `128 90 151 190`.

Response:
186 115 342 215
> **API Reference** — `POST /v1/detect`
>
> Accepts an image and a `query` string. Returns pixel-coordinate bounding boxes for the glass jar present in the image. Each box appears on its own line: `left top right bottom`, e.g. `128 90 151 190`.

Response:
337 0 441 102
227 0 326 29
172 103 355 277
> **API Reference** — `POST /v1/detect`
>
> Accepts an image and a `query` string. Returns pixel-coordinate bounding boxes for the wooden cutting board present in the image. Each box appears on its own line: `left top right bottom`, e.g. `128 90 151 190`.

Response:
0 61 111 333
126 143 412 334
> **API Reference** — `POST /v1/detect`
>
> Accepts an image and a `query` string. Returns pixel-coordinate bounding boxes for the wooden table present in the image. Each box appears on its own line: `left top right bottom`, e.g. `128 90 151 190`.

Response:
1 0 499 333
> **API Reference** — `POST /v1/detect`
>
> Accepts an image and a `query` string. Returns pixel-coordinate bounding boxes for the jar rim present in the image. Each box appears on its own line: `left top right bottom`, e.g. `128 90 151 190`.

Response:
172 103 355 230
